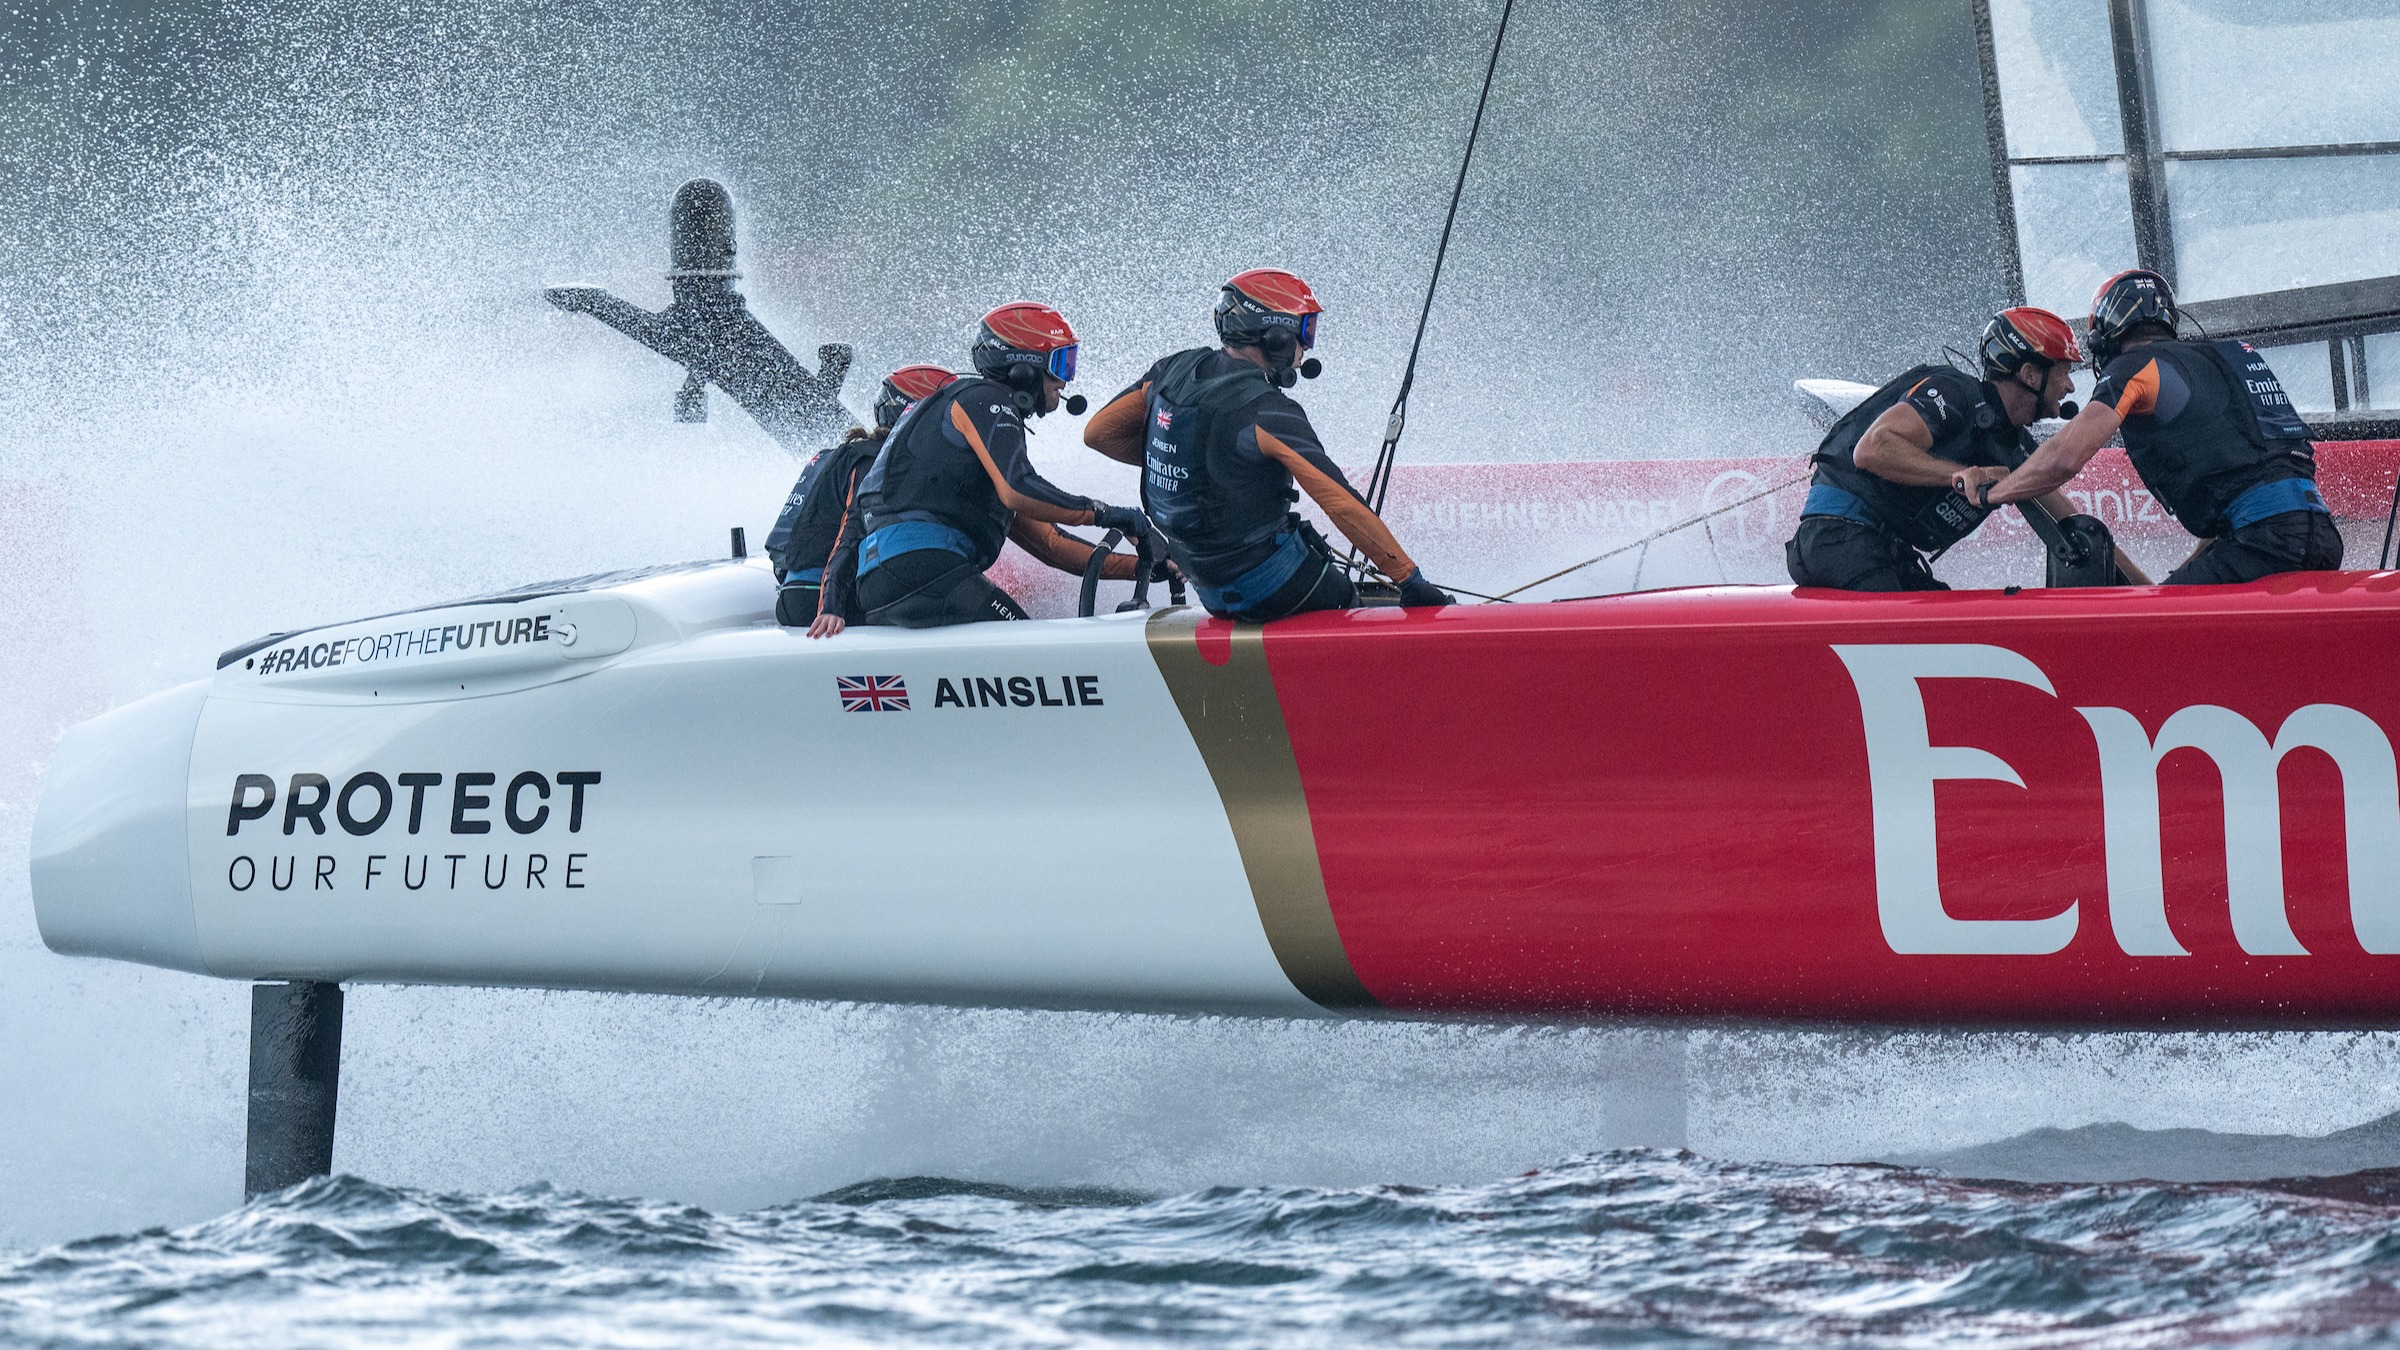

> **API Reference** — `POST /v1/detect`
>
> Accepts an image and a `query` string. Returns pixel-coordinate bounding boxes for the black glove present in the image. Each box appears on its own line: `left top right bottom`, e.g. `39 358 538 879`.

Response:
1397 569 1456 607
1092 503 1150 538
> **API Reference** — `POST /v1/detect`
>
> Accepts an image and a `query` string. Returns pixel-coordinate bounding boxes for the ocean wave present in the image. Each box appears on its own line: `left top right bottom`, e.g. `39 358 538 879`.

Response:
8 1153 2400 1347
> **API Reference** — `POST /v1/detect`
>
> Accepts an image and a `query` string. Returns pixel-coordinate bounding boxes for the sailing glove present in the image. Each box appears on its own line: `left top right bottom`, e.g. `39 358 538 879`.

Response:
1092 503 1150 539
1398 570 1456 607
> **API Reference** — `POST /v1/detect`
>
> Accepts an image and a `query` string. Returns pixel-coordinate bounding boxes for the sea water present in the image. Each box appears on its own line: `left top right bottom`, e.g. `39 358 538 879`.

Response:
14 1160 2400 1346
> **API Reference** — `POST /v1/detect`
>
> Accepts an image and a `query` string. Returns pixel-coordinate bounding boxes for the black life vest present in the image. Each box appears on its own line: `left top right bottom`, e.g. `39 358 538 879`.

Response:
1138 348 1293 582
2115 339 2314 537
765 437 878 579
1809 364 2029 552
854 379 1014 571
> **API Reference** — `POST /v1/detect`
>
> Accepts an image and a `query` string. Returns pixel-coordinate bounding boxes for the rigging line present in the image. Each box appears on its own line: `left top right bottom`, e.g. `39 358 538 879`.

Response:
1310 542 1511 601
2380 466 2400 570
1489 467 1812 601
1360 0 1518 522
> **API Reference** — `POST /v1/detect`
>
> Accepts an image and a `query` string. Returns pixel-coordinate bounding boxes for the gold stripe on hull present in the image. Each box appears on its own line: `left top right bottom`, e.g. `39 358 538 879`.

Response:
1145 609 1376 1009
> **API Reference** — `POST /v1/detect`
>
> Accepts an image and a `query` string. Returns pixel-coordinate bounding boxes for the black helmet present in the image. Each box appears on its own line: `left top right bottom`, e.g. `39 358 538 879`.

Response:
2087 268 2178 369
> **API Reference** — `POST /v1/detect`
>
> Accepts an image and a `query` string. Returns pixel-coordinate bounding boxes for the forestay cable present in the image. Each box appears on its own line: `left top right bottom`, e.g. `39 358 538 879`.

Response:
1489 467 1812 600
1360 0 1517 522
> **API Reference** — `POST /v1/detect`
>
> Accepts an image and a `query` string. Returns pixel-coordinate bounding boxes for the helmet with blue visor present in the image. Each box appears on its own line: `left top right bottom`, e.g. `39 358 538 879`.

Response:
1215 269 1324 387
972 301 1084 413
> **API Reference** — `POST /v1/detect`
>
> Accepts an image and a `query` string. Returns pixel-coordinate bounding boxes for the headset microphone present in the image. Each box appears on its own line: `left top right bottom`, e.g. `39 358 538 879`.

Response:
1299 357 1322 380
2056 399 2080 420
1064 393 1088 415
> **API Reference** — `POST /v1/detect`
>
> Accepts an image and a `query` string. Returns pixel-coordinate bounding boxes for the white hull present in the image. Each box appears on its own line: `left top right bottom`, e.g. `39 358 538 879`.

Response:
33 561 1315 1013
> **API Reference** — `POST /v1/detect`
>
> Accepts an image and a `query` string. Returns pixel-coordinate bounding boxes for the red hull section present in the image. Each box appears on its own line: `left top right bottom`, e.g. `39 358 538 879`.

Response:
1246 574 2400 1026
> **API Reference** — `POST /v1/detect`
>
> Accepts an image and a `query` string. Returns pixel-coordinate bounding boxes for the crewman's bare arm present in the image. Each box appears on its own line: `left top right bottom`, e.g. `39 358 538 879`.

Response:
1853 404 1971 487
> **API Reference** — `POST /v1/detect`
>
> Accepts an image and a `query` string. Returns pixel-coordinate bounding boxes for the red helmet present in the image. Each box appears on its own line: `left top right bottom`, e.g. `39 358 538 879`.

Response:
872 363 957 429
972 301 1079 385
1215 268 1323 350
1979 306 2083 380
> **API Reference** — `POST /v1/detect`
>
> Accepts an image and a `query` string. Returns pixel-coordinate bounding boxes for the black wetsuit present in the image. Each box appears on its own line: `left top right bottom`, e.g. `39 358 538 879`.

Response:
1085 348 1414 621
818 378 1133 628
1787 365 2027 592
765 435 880 627
2088 339 2338 584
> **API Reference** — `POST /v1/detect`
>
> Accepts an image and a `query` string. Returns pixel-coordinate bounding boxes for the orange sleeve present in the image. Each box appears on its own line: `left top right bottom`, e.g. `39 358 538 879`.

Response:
1255 426 1417 581
2115 359 2161 417
800 458 871 622
1084 384 1149 466
951 401 1096 526
1007 518 1137 580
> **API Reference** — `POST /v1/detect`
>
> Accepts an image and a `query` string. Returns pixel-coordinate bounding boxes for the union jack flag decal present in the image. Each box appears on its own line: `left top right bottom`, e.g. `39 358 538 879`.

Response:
837 675 910 712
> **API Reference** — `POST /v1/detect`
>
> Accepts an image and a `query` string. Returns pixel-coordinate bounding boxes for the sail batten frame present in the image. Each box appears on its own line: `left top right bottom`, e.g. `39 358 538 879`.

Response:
1971 0 2400 421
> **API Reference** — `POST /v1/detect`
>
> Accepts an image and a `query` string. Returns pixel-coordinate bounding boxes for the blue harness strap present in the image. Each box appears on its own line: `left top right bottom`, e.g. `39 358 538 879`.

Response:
858 521 974 577
1802 483 1885 528
2225 478 2328 531
781 567 825 585
1194 530 1312 617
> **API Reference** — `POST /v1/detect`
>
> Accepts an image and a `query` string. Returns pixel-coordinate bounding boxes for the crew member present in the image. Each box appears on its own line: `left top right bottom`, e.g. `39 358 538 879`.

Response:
809 302 1149 635
767 363 956 627
1788 307 2129 590
1953 269 2339 584
1083 269 1454 619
